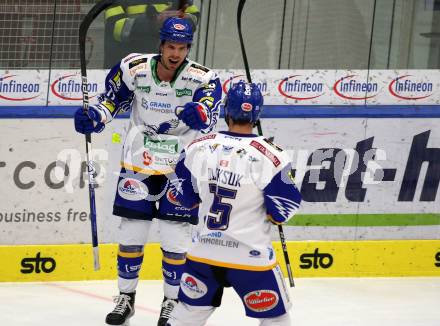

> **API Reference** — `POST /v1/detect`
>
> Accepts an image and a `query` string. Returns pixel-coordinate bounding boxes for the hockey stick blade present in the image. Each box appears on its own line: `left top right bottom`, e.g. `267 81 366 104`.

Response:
237 0 295 287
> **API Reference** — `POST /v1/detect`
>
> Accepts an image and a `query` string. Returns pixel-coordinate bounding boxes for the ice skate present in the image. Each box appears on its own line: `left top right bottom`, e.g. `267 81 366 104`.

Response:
105 292 135 325
157 297 178 326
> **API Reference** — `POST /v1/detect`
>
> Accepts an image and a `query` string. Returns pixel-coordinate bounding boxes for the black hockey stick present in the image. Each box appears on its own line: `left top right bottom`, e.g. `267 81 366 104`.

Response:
79 0 116 271
237 0 295 288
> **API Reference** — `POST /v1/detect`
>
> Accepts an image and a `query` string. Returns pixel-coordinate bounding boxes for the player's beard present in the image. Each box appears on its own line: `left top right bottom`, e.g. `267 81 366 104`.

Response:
160 56 182 72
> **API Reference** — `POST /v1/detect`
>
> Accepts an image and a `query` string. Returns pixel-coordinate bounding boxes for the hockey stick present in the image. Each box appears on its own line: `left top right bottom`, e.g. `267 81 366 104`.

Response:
79 0 116 271
237 0 295 288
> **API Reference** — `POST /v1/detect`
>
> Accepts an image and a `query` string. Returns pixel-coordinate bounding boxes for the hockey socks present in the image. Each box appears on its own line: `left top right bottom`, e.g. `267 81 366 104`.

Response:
161 249 186 298
117 245 144 293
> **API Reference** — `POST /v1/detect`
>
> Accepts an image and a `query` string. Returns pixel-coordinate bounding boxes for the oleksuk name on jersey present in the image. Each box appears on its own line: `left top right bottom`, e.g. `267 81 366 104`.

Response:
208 168 243 187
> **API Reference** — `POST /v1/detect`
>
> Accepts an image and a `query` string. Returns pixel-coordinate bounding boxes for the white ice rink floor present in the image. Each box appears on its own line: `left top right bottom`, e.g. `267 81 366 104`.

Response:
1 278 439 326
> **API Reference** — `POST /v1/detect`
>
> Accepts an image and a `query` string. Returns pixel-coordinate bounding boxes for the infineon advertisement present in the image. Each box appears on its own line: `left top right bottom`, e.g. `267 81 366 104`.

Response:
1 69 440 106
0 69 439 280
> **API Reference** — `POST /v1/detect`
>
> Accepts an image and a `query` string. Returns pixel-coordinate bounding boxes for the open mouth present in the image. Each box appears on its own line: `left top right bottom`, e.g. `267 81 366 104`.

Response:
169 58 179 65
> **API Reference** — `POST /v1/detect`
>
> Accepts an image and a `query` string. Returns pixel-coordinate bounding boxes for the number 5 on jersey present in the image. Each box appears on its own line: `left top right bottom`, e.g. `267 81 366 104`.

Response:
206 183 237 230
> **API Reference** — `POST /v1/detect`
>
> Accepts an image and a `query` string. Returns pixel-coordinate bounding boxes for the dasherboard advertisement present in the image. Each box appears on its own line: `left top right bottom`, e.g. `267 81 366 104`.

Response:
0 118 439 245
1 69 440 106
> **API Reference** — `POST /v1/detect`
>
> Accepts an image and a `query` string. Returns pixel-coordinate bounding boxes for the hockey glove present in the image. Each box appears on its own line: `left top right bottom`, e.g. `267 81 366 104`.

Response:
176 102 210 131
74 106 105 134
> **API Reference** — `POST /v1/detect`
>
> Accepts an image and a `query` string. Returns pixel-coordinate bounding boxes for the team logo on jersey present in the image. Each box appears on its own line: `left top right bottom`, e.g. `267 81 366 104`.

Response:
118 178 149 201
180 273 207 299
143 119 180 137
175 88 193 97
244 290 279 312
267 196 300 220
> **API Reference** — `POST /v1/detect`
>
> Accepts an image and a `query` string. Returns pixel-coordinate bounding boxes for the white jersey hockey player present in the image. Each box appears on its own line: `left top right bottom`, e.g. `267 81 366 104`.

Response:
74 17 222 326
167 81 302 326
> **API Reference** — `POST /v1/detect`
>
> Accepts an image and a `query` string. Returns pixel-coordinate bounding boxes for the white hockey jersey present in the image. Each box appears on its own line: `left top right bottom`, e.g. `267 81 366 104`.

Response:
95 53 222 175
173 131 302 270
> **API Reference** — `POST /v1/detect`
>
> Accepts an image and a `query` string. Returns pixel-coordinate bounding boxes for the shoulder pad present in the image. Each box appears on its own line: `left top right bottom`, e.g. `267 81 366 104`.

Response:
190 63 210 72
187 63 210 77
122 53 143 63
128 57 148 69
188 134 217 148
249 140 281 167
120 55 149 78
263 137 283 152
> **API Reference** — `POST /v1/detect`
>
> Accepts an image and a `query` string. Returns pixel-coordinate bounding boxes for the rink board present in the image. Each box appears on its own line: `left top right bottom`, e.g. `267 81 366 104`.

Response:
1 69 440 106
1 118 440 244
1 240 439 282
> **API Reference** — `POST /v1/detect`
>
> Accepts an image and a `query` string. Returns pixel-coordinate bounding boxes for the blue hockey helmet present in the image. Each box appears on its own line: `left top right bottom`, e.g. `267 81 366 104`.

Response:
160 17 193 44
224 81 264 124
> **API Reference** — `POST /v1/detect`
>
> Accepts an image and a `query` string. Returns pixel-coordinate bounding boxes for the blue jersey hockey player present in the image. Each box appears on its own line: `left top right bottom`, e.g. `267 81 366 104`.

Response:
74 17 222 326
167 81 302 326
